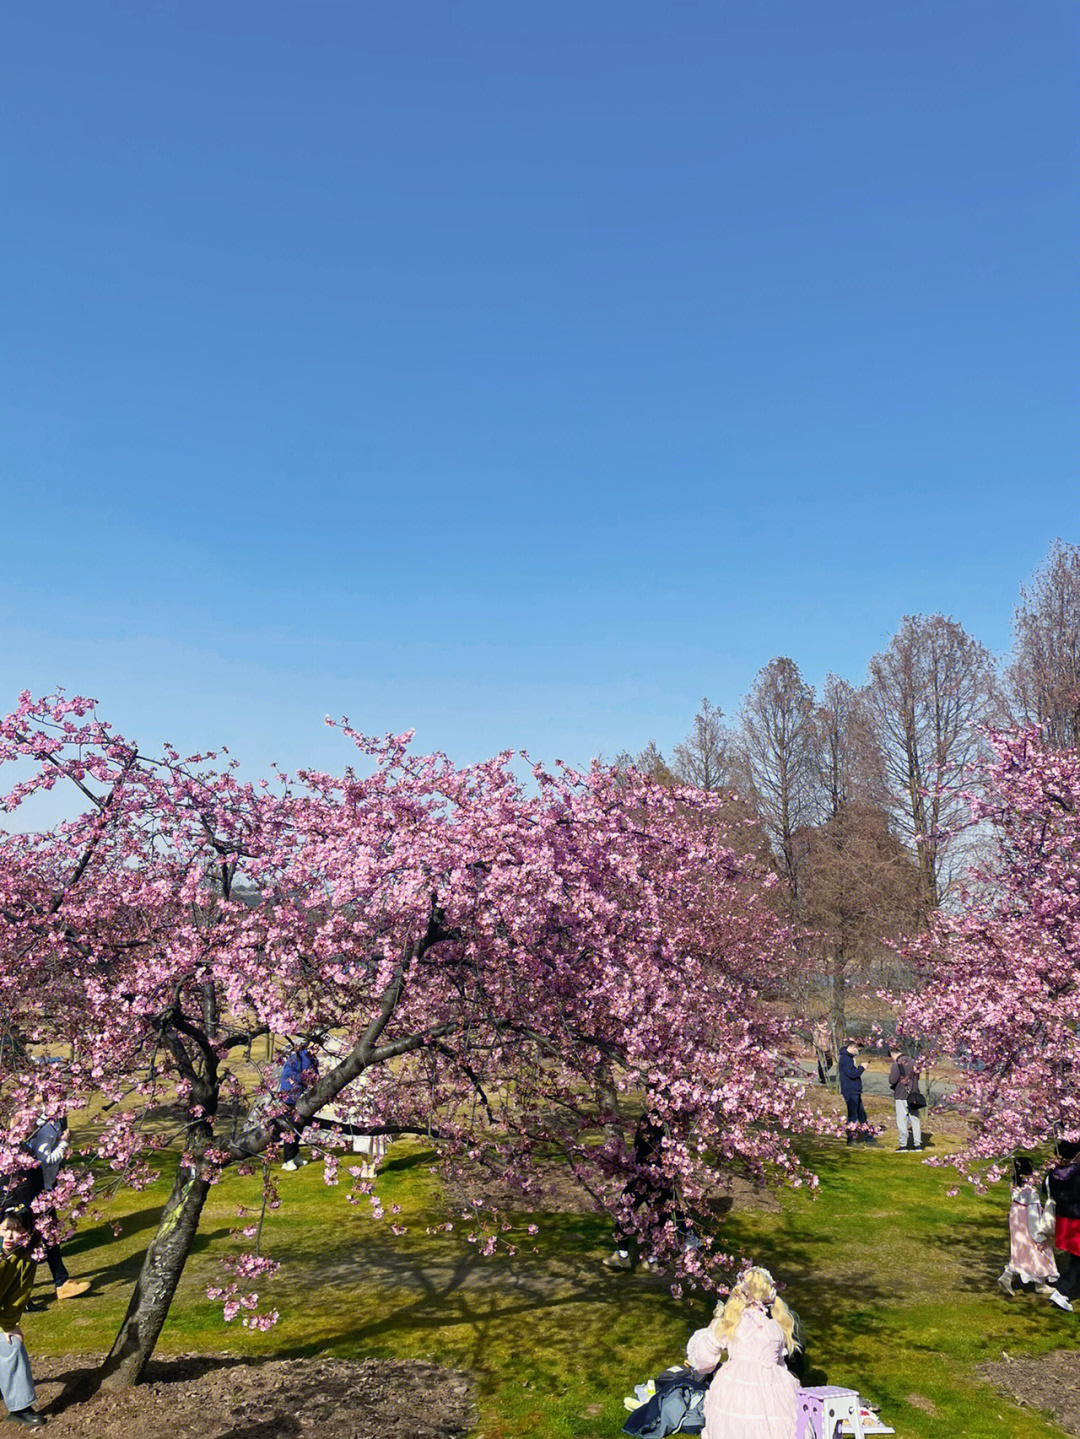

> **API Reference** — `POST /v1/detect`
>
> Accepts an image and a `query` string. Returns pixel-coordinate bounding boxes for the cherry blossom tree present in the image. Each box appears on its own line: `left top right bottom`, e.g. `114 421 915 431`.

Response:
901 730 1080 1179
0 692 817 1389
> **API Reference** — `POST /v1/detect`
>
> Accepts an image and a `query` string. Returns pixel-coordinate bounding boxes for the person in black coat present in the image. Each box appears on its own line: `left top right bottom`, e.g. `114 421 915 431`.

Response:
838 1040 874 1146
1048 1140 1080 1301
604 1114 688 1273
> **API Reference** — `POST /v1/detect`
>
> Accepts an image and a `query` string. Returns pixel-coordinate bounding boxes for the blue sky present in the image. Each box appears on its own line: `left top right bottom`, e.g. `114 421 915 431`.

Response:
2 0 1078 787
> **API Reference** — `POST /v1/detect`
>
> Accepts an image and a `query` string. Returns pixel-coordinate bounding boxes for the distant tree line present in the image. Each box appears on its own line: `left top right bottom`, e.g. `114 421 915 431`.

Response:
617 538 1080 1033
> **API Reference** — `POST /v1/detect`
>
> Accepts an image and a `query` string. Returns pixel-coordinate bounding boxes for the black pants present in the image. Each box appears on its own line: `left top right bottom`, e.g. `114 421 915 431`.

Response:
1057 1250 1080 1300
36 1207 68 1286
844 1093 869 1143
613 1183 690 1254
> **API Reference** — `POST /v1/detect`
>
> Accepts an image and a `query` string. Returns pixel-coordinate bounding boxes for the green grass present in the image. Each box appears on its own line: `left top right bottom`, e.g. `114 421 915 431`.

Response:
28 1129 1075 1438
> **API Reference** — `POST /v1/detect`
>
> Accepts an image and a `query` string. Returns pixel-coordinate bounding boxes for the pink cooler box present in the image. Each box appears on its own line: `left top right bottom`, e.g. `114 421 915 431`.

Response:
796 1386 863 1439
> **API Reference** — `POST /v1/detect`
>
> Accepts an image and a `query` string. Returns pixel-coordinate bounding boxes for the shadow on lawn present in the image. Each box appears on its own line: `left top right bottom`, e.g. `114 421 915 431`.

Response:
265 1214 897 1392
58 1212 232 1296
923 1210 1004 1290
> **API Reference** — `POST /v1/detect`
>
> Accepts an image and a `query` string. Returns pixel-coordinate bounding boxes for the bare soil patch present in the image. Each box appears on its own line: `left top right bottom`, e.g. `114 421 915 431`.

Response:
979 1349 1080 1436
31 1353 476 1439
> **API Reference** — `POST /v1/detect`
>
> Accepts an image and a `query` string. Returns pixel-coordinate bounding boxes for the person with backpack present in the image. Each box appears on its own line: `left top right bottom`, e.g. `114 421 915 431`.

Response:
887 1045 923 1152
838 1039 873 1146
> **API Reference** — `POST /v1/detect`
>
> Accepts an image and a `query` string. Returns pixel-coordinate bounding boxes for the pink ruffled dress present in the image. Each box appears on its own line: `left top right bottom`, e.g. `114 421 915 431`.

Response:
687 1305 799 1439
1007 1184 1058 1283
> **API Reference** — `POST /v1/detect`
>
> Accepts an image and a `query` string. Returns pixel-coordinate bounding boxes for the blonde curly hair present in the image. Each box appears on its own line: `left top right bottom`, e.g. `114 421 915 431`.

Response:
709 1266 799 1356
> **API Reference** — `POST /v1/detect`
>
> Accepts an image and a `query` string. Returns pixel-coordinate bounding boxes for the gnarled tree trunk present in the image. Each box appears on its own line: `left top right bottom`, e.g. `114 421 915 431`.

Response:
99 1158 211 1390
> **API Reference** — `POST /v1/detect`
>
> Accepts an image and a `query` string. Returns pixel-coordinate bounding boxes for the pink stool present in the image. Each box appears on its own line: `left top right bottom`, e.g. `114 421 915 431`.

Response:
796 1386 865 1439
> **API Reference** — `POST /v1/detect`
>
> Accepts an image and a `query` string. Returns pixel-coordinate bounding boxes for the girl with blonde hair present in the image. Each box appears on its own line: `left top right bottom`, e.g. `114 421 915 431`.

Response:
686 1266 799 1439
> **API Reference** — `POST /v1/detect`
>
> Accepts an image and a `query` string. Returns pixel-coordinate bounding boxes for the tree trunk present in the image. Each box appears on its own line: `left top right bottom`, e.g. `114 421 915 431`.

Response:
829 951 846 1040
595 1060 621 1144
99 1159 211 1390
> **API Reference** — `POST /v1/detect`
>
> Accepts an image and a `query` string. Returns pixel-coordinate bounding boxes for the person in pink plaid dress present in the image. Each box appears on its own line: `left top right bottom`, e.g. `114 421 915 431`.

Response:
686 1267 799 1439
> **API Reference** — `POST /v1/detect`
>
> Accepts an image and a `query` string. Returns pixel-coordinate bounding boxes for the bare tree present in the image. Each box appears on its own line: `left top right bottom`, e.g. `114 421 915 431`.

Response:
813 674 884 819
1009 539 1080 750
671 698 730 792
796 675 916 1033
863 614 1000 918
634 740 677 785
735 658 817 915
797 801 920 1036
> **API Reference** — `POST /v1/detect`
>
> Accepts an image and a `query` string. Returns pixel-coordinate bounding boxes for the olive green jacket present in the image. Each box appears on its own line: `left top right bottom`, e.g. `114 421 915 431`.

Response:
0 1250 36 1331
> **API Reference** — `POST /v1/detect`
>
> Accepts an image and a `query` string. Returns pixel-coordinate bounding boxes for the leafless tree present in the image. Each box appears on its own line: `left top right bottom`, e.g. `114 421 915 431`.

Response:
812 674 884 818
863 614 1000 918
671 698 730 792
796 801 921 1036
1008 539 1080 750
735 657 817 915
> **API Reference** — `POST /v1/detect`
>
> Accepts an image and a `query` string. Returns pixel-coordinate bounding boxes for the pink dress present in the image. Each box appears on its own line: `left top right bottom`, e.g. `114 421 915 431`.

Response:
687 1305 799 1439
1008 1184 1058 1283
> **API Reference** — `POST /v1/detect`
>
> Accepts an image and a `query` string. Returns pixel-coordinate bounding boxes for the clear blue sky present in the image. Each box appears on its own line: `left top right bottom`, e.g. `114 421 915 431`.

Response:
2 0 1078 785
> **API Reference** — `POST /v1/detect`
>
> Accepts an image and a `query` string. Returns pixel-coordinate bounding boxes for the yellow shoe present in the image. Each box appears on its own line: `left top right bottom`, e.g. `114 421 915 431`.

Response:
56 1278 91 1300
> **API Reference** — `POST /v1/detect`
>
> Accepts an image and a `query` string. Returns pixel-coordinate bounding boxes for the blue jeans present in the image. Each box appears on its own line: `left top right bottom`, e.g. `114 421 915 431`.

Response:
0 1335 35 1413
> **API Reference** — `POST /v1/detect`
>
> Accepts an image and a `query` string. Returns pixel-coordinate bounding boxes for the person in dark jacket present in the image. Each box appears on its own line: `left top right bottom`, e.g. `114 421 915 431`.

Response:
278 1043 319 1171
1048 1140 1080 1301
839 1040 873 1146
603 1114 690 1273
888 1046 923 1152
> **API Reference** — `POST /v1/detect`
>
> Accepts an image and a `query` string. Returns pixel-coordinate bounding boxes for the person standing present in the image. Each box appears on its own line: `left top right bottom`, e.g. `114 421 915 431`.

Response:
279 1042 319 1171
0 1209 47 1427
887 1046 923 1152
998 1157 1072 1310
26 1116 89 1301
603 1113 691 1272
1048 1140 1080 1301
811 1020 833 1086
838 1039 872 1146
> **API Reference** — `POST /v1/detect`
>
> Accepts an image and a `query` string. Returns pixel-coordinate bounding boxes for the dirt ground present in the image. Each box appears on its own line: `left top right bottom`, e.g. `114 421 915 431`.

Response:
979 1349 1080 1436
27 1354 477 1439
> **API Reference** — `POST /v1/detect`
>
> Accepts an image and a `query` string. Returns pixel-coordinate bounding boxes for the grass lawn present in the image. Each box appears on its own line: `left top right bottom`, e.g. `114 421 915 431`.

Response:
29 1104 1075 1439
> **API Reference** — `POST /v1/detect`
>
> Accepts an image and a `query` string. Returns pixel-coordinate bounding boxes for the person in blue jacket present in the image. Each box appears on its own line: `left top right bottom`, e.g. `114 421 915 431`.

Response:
278 1042 319 1171
839 1039 873 1146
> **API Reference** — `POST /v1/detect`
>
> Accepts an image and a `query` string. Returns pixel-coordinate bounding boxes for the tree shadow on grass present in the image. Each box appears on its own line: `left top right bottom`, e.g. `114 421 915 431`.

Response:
265 1220 897 1396
377 1147 439 1178
922 1209 1006 1291
54 1215 233 1296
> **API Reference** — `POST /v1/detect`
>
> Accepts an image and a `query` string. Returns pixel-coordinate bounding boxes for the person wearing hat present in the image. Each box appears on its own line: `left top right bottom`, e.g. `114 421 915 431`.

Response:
838 1039 873 1146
